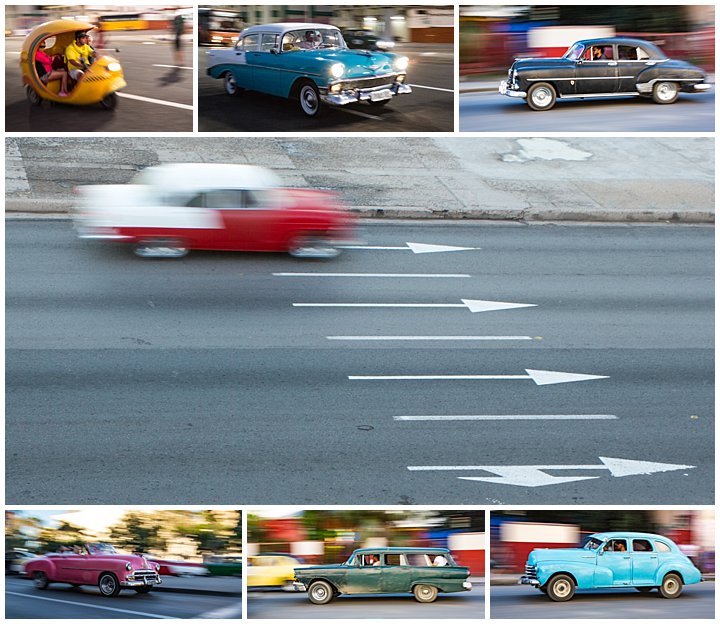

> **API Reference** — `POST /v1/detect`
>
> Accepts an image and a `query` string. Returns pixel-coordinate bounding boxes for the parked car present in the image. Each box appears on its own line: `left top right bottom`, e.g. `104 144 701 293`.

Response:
248 554 312 590
499 37 711 111
293 547 472 604
206 22 411 116
23 543 162 597
341 29 395 51
6 550 38 575
72 163 357 259
520 532 703 601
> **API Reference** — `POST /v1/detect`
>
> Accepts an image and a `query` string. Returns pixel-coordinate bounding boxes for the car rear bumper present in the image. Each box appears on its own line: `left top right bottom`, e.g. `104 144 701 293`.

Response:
462 581 472 590
499 81 526 98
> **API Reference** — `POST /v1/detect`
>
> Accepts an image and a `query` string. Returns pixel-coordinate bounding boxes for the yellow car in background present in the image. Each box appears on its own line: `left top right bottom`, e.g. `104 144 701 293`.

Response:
247 554 312 590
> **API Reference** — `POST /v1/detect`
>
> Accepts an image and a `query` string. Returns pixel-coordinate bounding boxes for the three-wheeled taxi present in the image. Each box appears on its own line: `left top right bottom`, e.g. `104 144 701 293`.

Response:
21 20 126 109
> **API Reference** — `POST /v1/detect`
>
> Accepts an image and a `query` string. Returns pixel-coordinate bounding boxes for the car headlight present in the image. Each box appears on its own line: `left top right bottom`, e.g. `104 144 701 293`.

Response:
330 63 345 79
126 563 132 571
155 564 161 571
394 56 409 71
107 62 121 72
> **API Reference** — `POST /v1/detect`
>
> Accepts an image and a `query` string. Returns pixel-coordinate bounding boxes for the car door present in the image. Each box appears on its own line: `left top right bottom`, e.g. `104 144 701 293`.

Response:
226 34 255 89
247 33 287 96
631 538 660 584
344 553 383 594
575 44 619 94
599 539 632 585
380 553 414 593
616 43 656 93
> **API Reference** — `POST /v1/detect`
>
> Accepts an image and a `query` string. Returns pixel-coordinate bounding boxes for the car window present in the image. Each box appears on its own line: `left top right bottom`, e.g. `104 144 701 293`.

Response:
385 554 403 566
632 539 653 552
242 34 259 51
406 553 431 566
603 539 628 552
654 540 672 553
618 45 639 60
204 189 244 209
260 33 278 52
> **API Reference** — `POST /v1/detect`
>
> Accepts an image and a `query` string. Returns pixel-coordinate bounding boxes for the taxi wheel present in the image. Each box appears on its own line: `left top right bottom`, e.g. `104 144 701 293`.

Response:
33 571 49 590
413 584 439 603
100 93 118 110
546 574 575 602
298 82 323 117
308 580 334 605
288 234 340 259
652 81 679 104
26 86 43 107
134 240 189 259
527 82 557 111
224 72 242 96
98 572 121 597
659 573 683 599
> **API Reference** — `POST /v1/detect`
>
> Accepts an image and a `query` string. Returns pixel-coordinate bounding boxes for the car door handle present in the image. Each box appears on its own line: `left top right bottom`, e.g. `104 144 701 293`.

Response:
608 61 617 66
623 556 630 559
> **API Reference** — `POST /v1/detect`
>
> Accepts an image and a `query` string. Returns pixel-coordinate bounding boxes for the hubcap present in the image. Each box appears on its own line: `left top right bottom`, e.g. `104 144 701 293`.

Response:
665 579 678 593
101 576 116 594
657 83 676 101
301 87 318 113
34 574 45 588
313 586 327 599
554 580 571 597
532 88 551 107
225 75 236 94
419 587 431 597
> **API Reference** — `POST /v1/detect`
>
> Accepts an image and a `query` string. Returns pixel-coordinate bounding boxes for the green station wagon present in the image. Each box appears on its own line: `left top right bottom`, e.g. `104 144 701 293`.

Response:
293 547 472 604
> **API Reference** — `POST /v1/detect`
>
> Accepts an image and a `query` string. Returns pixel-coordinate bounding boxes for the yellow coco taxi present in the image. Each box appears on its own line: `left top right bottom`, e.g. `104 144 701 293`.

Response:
21 20 126 109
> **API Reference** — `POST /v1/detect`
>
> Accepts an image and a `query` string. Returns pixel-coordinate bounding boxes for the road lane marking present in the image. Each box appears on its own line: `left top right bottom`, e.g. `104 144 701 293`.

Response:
339 242 478 253
276 273 470 278
152 64 193 70
294 299 536 313
117 92 193 110
328 335 534 341
350 369 609 385
5 591 177 618
197 602 243 619
409 84 454 93
395 414 618 421
407 457 696 487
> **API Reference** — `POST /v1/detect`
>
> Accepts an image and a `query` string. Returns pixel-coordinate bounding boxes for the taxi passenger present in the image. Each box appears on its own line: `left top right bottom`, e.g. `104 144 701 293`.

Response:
65 31 94 86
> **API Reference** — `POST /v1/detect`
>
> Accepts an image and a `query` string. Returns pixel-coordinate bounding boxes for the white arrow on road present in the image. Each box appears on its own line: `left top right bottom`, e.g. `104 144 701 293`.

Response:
350 368 608 385
294 299 537 313
407 457 695 487
339 242 479 254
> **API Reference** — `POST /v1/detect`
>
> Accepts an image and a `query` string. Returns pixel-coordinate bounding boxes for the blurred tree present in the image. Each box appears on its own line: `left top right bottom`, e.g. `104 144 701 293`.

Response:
109 513 166 553
35 521 89 553
5 512 43 552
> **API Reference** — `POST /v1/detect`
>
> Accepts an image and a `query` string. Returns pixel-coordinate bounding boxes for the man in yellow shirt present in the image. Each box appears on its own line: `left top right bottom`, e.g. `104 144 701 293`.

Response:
65 31 94 84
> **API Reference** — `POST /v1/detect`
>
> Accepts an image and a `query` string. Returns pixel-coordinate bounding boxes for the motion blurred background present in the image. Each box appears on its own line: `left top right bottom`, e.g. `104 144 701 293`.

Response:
248 509 485 577
490 510 715 579
460 5 714 81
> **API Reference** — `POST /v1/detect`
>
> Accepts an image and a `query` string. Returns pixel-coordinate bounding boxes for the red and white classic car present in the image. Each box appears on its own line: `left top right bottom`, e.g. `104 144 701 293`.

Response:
72 163 357 259
23 543 162 597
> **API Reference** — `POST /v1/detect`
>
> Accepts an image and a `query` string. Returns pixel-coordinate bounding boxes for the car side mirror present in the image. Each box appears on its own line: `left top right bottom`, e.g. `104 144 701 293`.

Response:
270 48 278 55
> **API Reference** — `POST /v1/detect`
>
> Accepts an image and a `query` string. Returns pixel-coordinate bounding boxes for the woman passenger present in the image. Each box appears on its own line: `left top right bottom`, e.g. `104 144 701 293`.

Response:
35 41 69 96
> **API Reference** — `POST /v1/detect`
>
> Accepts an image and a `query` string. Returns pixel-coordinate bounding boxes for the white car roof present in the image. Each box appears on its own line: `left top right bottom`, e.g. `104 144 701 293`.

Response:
133 164 283 191
241 22 338 36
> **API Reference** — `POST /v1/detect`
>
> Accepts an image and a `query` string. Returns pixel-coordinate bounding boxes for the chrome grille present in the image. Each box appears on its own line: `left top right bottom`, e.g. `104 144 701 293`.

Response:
337 75 398 91
133 570 158 580
524 564 537 579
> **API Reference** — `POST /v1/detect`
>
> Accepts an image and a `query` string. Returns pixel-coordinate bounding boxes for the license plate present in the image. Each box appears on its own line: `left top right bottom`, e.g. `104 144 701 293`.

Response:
370 89 392 102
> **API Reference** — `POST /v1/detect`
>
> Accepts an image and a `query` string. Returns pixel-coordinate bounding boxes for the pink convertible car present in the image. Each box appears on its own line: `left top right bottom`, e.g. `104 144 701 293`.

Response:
24 542 162 597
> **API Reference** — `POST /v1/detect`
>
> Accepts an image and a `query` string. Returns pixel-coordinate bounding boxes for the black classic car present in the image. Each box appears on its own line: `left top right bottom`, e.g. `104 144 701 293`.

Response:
499 37 711 111
341 29 395 51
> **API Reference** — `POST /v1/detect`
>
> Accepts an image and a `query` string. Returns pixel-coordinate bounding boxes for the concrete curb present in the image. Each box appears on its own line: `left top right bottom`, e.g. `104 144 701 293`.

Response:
4 199 714 224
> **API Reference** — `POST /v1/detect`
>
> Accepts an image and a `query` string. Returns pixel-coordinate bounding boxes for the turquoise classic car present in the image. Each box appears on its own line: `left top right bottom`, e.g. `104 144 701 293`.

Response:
521 532 703 601
293 547 472 604
206 22 411 117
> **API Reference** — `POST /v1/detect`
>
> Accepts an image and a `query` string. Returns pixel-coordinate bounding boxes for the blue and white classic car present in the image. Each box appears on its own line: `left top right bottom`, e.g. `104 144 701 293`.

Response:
206 23 411 117
520 532 702 601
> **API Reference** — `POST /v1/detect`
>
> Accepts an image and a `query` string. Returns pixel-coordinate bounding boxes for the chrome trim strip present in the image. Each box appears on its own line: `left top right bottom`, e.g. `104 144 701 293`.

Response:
527 76 636 82
558 92 640 99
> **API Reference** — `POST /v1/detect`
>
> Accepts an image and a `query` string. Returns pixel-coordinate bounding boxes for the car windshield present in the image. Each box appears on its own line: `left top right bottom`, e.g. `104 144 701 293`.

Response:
281 28 344 52
583 537 603 550
563 43 585 60
344 554 356 566
86 543 117 554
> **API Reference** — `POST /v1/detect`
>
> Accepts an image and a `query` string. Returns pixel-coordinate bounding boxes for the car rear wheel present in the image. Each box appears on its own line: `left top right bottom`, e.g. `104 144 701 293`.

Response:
98 572 121 597
659 573 683 598
413 584 439 603
546 574 575 602
308 580 334 605
527 82 557 111
33 572 49 590
224 72 242 96
134 239 189 259
26 86 43 106
288 234 340 259
299 82 323 117
652 81 679 104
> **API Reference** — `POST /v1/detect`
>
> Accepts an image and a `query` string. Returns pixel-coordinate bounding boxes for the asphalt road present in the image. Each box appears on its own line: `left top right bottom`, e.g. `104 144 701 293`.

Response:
5 34 193 132
459 90 715 132
5 220 713 505
248 587 483 619
198 44 453 132
4 576 243 619
489 582 714 619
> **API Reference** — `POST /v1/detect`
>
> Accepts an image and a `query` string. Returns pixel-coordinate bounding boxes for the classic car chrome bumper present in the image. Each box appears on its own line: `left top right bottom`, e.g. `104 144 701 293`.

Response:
499 81 526 98
519 575 540 586
463 581 473 590
693 83 712 91
293 581 307 592
322 83 412 106
121 572 162 587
